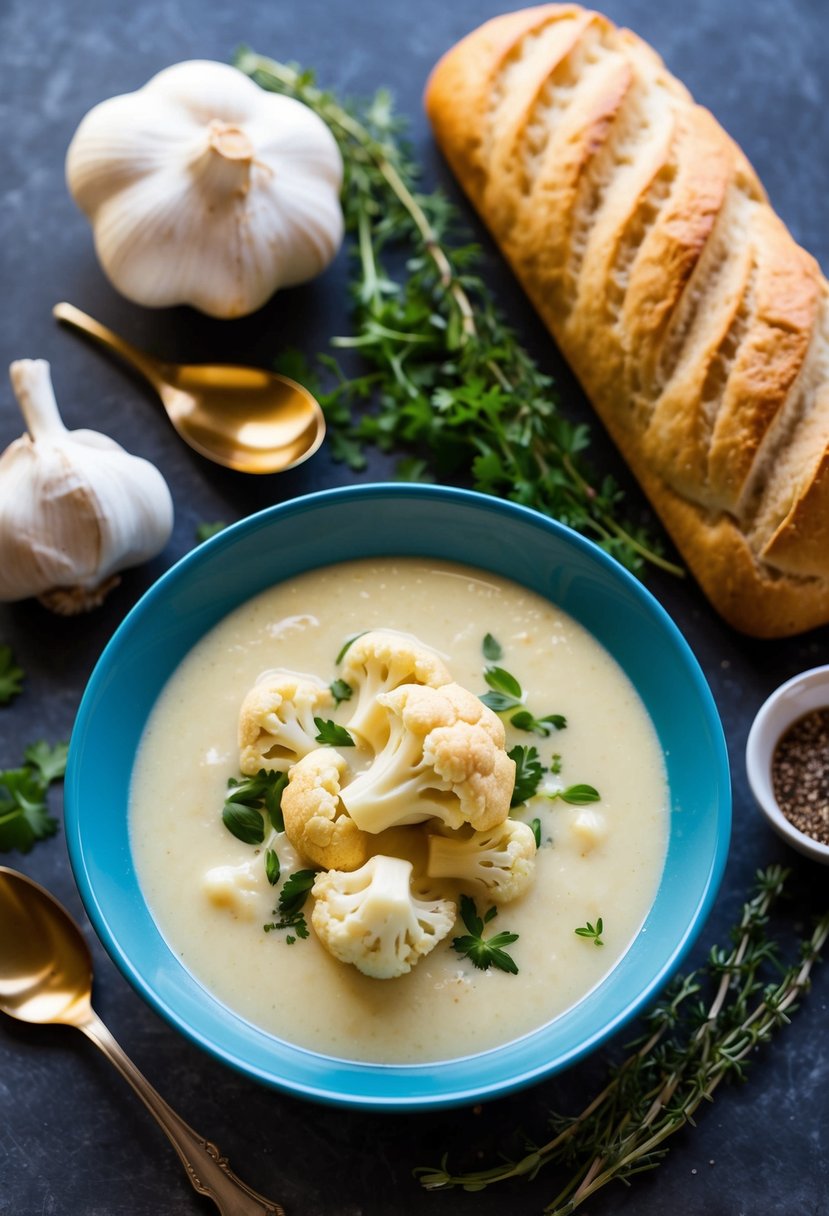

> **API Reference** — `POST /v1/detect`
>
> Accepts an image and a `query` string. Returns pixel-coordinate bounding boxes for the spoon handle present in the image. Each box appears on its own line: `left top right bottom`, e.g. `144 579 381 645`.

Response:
78 1008 285 1216
53 302 167 394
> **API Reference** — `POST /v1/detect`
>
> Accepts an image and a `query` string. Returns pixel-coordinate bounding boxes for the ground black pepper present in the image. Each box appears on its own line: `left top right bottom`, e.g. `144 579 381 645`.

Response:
771 708 829 846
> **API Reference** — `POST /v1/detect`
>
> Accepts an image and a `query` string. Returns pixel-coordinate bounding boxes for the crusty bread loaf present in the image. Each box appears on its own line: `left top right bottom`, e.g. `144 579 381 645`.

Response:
425 5 829 638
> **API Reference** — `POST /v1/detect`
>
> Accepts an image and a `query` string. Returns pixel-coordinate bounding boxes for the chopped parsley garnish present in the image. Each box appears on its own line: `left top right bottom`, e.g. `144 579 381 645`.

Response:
508 744 546 807
482 633 503 662
0 646 24 705
0 741 68 853
451 894 519 975
530 817 542 848
264 868 316 940
314 718 356 747
329 678 353 706
575 918 604 946
221 768 288 841
548 784 601 806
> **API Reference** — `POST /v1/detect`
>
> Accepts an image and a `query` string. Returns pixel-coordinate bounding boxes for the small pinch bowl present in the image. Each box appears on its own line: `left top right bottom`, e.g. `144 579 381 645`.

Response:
65 484 731 1110
746 664 829 865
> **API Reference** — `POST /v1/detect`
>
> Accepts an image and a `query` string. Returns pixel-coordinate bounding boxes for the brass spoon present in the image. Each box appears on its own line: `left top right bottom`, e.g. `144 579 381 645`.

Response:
54 301 325 474
0 866 284 1216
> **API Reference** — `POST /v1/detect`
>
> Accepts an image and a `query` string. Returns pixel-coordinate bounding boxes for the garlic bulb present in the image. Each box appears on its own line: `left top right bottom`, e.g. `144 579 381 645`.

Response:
0 360 174 615
65 60 344 318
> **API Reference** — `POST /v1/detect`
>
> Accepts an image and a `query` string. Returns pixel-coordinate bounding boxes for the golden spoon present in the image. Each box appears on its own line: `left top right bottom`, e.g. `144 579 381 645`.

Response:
0 866 284 1216
54 301 325 474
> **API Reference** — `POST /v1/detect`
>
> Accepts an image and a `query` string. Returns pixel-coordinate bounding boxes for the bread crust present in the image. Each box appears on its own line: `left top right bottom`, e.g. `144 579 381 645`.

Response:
425 4 829 637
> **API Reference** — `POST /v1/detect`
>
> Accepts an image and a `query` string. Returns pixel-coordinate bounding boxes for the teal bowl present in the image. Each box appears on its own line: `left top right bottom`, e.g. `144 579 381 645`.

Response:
65 484 730 1109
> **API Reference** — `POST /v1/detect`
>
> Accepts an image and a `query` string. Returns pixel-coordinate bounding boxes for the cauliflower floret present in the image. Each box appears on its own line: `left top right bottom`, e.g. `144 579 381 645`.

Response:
282 748 370 871
570 808 607 852
238 671 333 775
426 818 537 903
203 857 262 918
340 629 451 751
311 854 456 978
340 682 515 835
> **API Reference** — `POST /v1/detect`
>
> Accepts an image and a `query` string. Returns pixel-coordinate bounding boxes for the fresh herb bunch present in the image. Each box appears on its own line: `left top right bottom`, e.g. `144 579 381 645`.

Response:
235 52 681 578
416 866 829 1212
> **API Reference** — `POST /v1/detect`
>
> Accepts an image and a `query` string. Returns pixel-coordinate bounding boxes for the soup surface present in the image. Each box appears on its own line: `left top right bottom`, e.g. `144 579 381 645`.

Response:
130 558 668 1064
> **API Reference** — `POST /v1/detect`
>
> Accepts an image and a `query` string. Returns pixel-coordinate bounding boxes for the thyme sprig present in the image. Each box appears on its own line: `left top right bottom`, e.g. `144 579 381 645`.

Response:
415 866 829 1212
235 51 681 579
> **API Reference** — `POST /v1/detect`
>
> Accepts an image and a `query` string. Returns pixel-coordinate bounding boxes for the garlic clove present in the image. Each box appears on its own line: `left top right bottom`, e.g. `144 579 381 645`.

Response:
0 360 174 614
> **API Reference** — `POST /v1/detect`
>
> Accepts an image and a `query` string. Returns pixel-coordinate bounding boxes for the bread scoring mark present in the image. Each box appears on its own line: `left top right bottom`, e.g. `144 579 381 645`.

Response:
485 8 587 161
482 9 600 234
743 294 829 576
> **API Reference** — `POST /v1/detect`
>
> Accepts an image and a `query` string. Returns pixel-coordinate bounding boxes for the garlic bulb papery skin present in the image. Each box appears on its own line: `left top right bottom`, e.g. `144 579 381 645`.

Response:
0 360 174 615
66 60 344 318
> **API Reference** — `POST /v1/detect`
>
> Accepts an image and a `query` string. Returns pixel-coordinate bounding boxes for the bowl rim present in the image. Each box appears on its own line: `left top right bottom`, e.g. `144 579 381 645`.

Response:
745 664 829 865
65 482 731 1109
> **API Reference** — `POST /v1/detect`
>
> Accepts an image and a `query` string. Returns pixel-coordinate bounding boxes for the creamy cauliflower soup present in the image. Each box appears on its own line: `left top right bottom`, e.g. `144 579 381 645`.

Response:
130 558 668 1064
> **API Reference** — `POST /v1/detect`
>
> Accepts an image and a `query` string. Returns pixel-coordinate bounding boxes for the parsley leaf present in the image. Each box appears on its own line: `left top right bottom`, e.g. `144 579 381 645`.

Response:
222 769 288 836
451 894 519 975
263 772 288 833
575 917 604 946
484 666 523 699
0 768 56 853
482 633 503 662
314 718 355 747
0 740 68 854
23 740 69 785
329 678 353 706
278 869 317 917
530 817 542 848
508 745 546 807
195 521 227 543
548 784 601 806
0 646 24 705
480 665 556 716
509 710 567 738
221 803 264 845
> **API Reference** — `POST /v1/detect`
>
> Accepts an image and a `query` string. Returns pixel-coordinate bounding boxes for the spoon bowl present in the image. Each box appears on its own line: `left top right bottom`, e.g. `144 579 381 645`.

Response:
54 301 325 474
0 866 283 1215
0 867 92 1026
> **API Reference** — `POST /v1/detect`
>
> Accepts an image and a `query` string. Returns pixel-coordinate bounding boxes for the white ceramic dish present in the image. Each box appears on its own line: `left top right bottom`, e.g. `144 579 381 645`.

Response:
745 664 829 865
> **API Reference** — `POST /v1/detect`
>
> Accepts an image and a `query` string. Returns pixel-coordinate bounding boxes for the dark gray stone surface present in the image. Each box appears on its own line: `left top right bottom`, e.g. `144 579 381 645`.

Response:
0 1 827 1213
